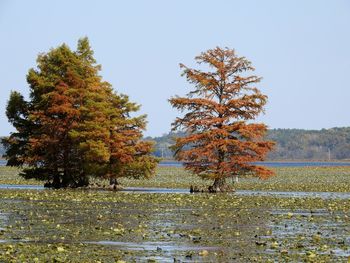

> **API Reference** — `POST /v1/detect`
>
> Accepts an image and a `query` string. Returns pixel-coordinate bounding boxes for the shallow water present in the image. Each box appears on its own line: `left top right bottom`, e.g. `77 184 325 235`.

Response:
122 187 189 194
0 213 8 233
1 184 350 199
2 160 350 168
0 238 217 263
159 161 350 168
0 184 44 190
0 191 349 261
267 208 350 257
125 188 350 200
237 190 350 200
86 240 218 251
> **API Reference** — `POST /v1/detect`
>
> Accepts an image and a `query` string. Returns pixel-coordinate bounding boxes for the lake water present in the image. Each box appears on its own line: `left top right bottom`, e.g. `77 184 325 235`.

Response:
1 159 350 168
159 161 350 167
0 184 349 199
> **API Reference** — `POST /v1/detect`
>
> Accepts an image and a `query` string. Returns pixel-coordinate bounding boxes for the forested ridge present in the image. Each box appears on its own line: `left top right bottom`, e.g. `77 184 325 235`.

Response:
145 127 350 161
3 128 350 161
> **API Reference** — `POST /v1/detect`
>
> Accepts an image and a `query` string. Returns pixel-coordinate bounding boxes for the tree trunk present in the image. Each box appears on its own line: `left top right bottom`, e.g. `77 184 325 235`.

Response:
61 170 71 187
52 174 61 189
109 177 119 186
61 147 70 187
77 176 89 187
209 178 226 192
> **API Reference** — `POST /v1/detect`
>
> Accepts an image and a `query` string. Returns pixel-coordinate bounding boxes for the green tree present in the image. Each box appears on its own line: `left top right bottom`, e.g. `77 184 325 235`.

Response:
4 37 158 188
2 91 31 166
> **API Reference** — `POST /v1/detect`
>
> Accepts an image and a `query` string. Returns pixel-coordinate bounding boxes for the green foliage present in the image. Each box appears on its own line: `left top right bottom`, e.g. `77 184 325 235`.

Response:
144 132 185 158
267 128 350 160
2 91 31 166
148 128 350 160
3 38 158 187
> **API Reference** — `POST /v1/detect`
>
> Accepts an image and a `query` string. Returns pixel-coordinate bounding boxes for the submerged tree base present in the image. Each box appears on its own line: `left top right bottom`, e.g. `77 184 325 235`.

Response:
44 178 90 189
207 178 234 193
190 182 235 193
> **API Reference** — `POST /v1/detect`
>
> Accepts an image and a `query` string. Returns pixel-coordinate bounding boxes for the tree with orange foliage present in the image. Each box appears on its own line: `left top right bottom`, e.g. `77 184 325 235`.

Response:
169 47 275 192
3 38 158 188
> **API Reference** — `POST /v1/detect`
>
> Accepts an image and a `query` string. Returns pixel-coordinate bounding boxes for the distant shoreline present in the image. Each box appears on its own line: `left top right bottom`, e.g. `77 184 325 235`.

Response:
160 159 350 163
1 158 350 163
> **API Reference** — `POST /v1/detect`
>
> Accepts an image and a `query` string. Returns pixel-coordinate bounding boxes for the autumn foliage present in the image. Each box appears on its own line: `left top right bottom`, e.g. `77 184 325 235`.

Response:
3 38 158 188
169 47 275 192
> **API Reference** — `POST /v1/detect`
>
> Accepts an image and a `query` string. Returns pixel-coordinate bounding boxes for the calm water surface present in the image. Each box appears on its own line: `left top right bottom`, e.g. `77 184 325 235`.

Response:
1 159 350 167
159 161 350 167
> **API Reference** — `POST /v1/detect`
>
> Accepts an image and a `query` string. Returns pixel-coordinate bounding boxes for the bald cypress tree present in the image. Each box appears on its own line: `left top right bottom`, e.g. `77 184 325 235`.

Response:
170 47 275 192
4 38 158 188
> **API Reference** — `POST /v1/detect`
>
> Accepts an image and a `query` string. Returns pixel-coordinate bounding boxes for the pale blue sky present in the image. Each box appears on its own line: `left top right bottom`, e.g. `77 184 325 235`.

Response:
0 0 349 136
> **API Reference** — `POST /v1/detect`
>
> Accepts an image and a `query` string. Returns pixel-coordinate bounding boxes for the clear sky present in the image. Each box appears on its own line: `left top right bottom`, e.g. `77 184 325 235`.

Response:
0 0 349 136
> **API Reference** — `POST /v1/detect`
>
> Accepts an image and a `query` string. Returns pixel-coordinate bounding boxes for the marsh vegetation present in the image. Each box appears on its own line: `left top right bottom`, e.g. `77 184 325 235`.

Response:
0 166 349 262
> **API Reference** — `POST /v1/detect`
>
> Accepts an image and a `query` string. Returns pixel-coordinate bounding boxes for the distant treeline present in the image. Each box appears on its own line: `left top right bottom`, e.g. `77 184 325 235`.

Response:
145 127 350 161
2 127 350 161
0 139 5 158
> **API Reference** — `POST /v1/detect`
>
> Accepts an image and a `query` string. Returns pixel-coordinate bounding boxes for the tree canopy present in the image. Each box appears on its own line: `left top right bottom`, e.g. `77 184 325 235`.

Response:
169 47 274 192
3 38 158 188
